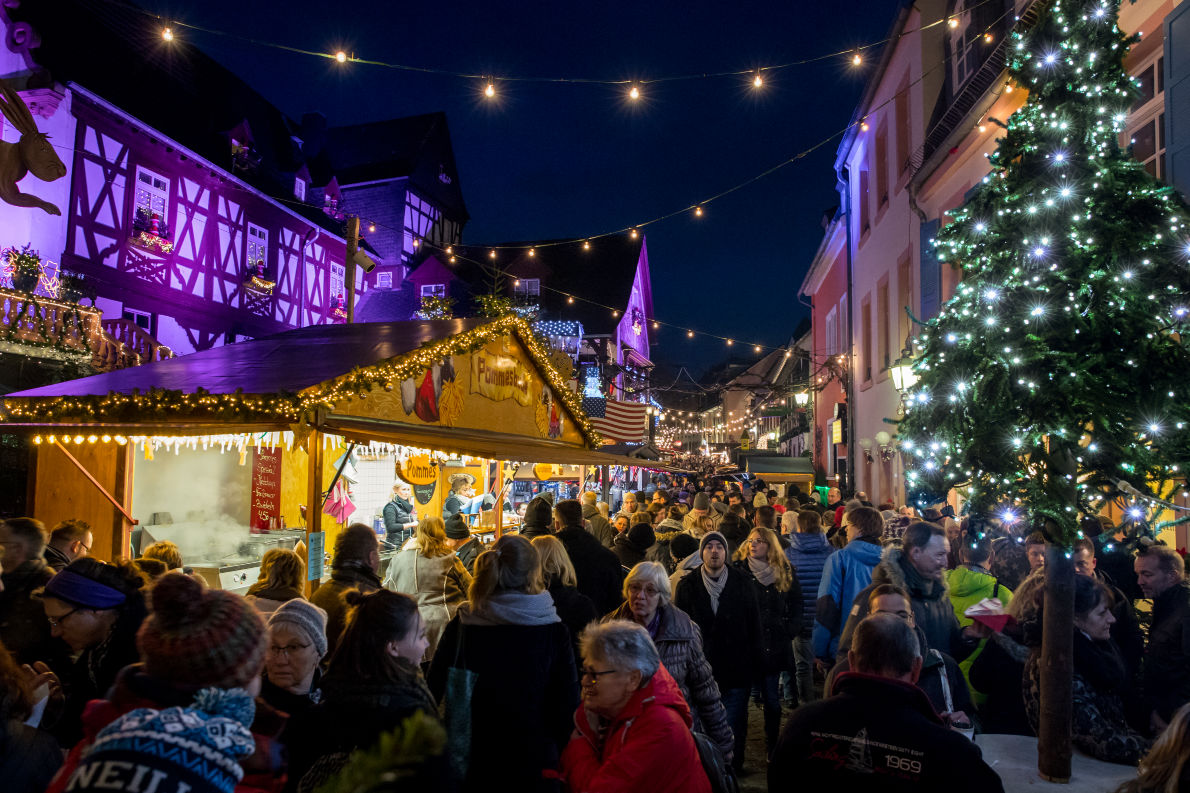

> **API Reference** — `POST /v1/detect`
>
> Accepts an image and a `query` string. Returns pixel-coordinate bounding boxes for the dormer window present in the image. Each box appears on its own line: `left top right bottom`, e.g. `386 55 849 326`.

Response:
513 278 540 298
294 177 307 202
377 271 393 289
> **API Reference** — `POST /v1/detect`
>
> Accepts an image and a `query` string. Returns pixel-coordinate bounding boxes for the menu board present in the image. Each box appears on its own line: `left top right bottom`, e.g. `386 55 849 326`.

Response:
249 448 282 534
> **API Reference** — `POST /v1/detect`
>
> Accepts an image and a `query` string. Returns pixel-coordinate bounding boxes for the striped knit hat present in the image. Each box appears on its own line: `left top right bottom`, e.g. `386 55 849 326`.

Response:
138 572 267 689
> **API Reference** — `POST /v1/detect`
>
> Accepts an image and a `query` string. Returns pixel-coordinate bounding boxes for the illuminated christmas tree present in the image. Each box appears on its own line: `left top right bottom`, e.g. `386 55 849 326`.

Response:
898 0 1190 778
900 0 1190 547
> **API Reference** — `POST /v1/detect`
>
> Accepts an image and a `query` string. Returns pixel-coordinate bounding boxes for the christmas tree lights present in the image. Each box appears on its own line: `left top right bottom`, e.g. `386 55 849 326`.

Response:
898 0 1190 544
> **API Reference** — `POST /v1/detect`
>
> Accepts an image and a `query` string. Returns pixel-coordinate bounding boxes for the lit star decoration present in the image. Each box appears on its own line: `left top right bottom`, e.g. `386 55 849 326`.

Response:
897 0 1190 545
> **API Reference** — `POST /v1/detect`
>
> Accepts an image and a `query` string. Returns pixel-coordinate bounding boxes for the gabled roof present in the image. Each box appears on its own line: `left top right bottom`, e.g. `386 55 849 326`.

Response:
326 113 469 222
449 233 648 335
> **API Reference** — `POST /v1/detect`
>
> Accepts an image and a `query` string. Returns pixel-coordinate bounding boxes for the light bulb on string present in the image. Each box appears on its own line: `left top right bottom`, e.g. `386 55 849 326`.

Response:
484 82 496 98
628 84 641 100
162 27 174 42
583 240 591 250
753 72 764 88
335 51 348 64
852 51 863 66
528 248 536 257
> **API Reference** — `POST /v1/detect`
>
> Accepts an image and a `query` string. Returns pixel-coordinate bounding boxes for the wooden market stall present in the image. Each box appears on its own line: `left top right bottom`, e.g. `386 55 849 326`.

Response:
1 315 643 588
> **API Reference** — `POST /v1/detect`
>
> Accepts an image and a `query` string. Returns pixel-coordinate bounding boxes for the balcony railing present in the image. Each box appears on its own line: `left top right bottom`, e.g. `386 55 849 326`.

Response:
0 286 173 373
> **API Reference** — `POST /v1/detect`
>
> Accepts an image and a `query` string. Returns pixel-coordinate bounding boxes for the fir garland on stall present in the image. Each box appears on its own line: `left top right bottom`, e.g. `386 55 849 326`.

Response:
897 0 1190 546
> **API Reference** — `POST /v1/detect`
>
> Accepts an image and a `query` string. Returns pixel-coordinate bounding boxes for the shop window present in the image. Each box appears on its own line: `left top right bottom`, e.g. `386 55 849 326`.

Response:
421 283 446 298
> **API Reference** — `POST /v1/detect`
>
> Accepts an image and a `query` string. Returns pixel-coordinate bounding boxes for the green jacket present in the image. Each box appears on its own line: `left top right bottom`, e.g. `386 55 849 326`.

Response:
945 565 1012 628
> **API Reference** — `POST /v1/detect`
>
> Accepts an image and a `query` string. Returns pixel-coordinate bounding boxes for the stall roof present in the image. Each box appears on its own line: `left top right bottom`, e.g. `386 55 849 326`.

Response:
10 319 493 398
742 454 815 480
2 316 678 469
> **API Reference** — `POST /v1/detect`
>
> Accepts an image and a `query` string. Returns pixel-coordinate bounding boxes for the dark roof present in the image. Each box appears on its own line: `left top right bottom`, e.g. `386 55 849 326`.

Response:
8 319 491 398
326 113 469 222
448 233 647 334
740 454 814 476
355 287 418 323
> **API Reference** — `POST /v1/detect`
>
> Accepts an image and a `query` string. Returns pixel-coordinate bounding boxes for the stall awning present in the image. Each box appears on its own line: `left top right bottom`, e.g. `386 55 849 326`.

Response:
1 316 616 462
741 454 815 481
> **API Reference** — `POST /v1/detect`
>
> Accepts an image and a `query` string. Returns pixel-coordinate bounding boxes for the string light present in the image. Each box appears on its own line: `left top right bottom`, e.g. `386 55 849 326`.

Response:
484 82 496 98
528 248 536 257
162 27 174 42
628 84 641 100
694 205 703 217
368 223 376 233
334 51 348 64
852 52 863 66
630 228 638 239
583 240 591 250
753 73 764 88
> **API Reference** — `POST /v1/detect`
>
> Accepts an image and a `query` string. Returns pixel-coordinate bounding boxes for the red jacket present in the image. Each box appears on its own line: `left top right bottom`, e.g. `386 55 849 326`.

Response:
561 664 711 793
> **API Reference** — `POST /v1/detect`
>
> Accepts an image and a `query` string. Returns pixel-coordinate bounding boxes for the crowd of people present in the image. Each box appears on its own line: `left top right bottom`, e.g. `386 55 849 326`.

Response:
2 478 1190 792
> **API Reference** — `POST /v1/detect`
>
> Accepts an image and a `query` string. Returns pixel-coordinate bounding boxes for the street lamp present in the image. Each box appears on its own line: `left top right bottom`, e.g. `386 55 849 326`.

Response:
890 345 918 393
794 390 809 407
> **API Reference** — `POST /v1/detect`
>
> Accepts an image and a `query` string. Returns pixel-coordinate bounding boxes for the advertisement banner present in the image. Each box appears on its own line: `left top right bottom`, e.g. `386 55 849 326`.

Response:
471 346 533 406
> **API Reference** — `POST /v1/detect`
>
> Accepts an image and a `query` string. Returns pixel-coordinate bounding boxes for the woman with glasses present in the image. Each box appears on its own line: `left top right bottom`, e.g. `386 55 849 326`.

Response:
602 561 733 763
36 558 147 748
561 620 710 793
260 600 327 726
428 534 577 792
286 589 436 792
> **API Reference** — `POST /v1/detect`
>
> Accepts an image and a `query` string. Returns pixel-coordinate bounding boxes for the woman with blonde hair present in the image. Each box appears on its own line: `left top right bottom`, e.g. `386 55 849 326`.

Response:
428 534 577 792
383 515 472 662
1115 701 1190 792
533 535 597 665
733 525 803 755
246 548 306 613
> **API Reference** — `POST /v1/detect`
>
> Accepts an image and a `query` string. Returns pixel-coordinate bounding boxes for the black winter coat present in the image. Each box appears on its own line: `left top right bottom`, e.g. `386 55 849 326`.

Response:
612 533 649 570
968 626 1032 736
0 560 55 665
1143 581 1190 721
456 536 484 575
768 673 1004 793
556 525 625 615
546 577 598 666
837 546 973 662
309 563 382 655
285 662 439 792
0 719 61 793
673 566 762 690
382 495 416 532
428 616 578 792
732 559 801 674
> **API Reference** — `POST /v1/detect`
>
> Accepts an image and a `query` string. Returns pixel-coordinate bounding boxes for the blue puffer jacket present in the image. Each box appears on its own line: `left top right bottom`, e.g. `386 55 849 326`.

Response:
813 537 883 659
785 533 835 639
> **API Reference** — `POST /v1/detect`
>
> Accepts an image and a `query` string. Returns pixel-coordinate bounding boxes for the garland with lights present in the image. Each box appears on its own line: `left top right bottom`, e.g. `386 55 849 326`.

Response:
897 0 1190 546
415 295 455 319
3 314 605 447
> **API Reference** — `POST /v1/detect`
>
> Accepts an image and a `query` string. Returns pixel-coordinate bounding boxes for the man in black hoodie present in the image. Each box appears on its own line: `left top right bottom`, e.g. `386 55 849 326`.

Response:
552 500 623 614
769 614 1004 792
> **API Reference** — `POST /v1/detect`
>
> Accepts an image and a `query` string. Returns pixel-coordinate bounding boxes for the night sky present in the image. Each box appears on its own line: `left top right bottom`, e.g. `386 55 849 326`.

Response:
147 0 892 372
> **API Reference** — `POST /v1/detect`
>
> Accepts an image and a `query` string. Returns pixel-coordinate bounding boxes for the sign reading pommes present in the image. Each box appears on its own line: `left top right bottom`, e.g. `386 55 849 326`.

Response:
471 346 533 406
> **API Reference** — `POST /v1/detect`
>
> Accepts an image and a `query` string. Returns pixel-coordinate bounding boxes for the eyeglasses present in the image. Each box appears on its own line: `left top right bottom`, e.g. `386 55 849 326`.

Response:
46 608 79 628
627 584 660 597
267 643 312 657
580 666 618 681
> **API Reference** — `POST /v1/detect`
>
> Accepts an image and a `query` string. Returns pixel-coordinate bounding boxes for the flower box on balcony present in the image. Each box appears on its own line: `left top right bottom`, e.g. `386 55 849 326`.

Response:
129 208 173 254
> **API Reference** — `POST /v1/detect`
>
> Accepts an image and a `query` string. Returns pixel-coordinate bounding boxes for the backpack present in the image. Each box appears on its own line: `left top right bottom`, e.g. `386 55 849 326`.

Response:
691 730 740 793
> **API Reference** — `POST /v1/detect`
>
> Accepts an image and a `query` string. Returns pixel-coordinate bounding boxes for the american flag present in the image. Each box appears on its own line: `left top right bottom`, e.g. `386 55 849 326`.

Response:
581 396 649 442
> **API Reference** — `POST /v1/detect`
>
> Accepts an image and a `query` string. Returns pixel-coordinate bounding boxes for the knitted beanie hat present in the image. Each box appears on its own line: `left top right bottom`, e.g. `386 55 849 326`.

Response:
444 512 471 540
523 495 553 529
627 523 656 550
693 492 711 512
670 533 699 561
138 572 268 689
67 687 256 793
267 599 329 659
699 531 728 555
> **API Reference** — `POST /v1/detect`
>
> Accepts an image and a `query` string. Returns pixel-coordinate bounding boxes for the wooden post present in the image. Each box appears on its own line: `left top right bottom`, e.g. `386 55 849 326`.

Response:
600 464 610 505
344 216 360 324
1038 444 1077 782
305 429 324 598
495 461 505 540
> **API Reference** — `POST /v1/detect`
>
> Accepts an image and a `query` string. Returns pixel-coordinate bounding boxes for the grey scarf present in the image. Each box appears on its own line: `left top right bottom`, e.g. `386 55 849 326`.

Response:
701 565 728 614
457 591 560 626
747 556 777 587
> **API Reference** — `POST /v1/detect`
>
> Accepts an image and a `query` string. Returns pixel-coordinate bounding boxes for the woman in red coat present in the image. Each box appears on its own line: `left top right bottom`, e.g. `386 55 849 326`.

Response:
561 620 710 793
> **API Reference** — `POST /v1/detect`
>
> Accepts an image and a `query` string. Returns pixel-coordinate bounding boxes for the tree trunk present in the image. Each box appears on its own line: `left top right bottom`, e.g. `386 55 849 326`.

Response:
1038 543 1074 782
